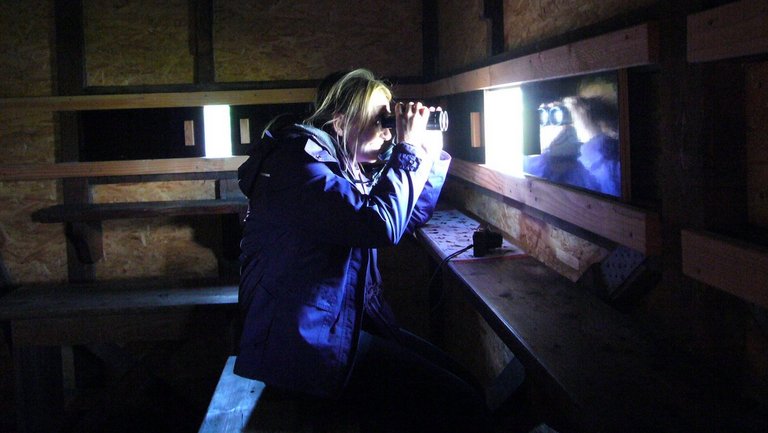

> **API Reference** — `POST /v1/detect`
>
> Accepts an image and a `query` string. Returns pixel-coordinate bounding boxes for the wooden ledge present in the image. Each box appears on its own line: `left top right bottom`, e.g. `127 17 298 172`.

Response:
31 199 248 223
416 210 708 433
681 229 768 309
0 277 238 322
448 159 661 255
424 22 658 97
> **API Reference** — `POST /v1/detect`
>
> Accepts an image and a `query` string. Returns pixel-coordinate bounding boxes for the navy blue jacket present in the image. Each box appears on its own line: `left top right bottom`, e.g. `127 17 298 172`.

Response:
234 124 450 397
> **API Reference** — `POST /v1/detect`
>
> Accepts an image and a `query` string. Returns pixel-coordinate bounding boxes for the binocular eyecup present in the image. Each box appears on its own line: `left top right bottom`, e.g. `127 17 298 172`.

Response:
380 110 449 132
538 105 571 126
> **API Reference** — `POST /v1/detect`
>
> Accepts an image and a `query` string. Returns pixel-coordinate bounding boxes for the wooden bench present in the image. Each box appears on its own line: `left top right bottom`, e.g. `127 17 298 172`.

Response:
31 196 247 265
415 209 710 433
199 356 360 433
0 277 239 433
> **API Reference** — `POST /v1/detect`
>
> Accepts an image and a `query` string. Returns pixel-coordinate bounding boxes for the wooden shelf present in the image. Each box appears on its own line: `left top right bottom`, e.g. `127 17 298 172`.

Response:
31 199 247 223
687 0 768 62
424 22 658 97
681 229 768 308
448 158 661 255
417 210 700 433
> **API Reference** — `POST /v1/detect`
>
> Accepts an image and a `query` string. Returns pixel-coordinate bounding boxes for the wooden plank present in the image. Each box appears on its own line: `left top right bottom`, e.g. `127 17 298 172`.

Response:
198 356 265 433
0 156 247 181
11 309 209 346
0 88 316 112
423 23 658 97
416 216 700 433
681 229 768 309
448 158 661 255
687 0 768 62
31 199 247 223
0 278 238 321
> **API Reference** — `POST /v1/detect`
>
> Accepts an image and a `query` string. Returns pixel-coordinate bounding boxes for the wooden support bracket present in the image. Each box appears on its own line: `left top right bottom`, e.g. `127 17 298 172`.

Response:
65 221 103 264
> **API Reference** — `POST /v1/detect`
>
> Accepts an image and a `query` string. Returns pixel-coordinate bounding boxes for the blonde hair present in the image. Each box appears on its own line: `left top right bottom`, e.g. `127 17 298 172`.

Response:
305 69 392 172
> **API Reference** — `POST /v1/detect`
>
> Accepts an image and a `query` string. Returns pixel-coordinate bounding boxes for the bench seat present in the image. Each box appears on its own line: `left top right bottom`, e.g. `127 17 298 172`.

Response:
30 198 247 223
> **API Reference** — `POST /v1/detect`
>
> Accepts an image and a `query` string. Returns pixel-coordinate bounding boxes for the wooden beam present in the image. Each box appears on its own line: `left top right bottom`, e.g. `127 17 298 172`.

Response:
448 158 661 255
424 22 659 97
0 156 247 181
681 229 768 309
31 199 247 223
0 89 317 112
687 0 768 62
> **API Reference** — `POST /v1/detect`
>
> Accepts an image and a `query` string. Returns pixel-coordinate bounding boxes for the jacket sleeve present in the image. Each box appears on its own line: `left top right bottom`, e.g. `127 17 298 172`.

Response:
248 138 442 248
406 150 450 233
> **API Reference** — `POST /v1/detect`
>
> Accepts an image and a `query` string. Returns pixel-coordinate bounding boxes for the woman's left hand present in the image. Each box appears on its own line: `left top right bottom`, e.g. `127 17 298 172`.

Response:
396 101 441 159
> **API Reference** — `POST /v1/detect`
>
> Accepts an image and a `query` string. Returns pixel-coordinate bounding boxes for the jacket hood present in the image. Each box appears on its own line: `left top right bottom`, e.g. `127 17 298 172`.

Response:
237 123 339 198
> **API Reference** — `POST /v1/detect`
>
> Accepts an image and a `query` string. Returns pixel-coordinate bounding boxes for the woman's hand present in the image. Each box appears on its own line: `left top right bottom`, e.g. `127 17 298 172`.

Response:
395 101 442 159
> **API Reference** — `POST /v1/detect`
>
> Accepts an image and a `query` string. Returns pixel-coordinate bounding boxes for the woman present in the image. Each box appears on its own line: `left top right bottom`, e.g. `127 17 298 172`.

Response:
235 69 490 432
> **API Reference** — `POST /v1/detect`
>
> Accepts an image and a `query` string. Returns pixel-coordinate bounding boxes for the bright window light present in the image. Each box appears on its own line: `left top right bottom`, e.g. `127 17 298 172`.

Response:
484 87 524 176
203 105 232 158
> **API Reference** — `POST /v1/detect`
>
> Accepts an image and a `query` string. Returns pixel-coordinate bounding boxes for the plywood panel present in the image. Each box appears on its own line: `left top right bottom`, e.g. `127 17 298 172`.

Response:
442 179 608 282
0 101 65 284
0 180 67 284
84 0 194 86
447 158 660 255
214 0 422 82
503 0 656 53
0 0 53 97
92 180 216 203
95 217 219 280
437 0 489 74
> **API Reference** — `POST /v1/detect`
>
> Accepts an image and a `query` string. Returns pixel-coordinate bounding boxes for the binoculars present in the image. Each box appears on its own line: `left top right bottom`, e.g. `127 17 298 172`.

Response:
380 110 449 132
538 105 571 126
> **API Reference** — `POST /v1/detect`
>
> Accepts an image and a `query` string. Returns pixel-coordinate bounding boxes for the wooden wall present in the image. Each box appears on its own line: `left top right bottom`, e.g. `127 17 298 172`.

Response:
214 0 423 82
435 0 768 427
0 0 424 284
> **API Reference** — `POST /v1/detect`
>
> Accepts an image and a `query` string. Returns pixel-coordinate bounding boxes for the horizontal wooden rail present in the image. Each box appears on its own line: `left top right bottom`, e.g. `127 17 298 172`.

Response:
424 22 658 97
0 84 425 113
0 88 317 112
448 158 661 255
0 156 248 181
687 0 768 62
681 229 768 309
31 199 247 223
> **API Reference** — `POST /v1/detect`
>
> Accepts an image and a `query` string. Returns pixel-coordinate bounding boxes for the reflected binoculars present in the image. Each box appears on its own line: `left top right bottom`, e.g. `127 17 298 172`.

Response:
380 110 449 132
538 105 572 126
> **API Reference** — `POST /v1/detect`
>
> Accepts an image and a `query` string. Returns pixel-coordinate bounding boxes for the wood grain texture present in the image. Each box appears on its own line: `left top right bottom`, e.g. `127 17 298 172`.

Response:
0 156 247 181
0 88 317 112
417 217 698 433
448 158 660 254
681 229 768 309
198 356 265 433
687 0 768 62
425 23 658 97
0 278 238 321
31 199 247 223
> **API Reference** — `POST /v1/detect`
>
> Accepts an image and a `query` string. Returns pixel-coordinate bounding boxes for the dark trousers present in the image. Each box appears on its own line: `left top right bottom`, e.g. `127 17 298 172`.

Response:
343 325 493 433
